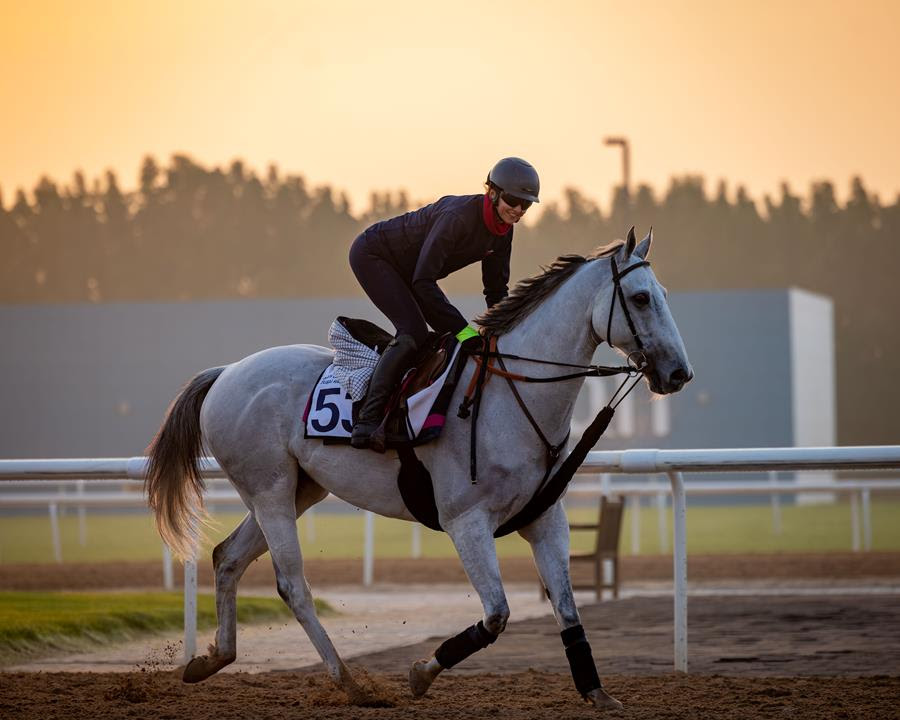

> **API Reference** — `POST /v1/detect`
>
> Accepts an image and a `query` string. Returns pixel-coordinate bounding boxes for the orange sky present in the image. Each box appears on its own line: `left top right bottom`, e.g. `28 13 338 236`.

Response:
1 0 898 213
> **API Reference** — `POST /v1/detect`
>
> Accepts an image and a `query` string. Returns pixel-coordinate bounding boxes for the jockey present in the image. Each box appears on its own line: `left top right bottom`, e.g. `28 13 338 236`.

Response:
348 157 540 449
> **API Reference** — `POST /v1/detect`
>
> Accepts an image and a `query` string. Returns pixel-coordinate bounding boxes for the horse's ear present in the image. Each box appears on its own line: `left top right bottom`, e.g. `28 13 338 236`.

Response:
624 226 636 257
634 227 653 260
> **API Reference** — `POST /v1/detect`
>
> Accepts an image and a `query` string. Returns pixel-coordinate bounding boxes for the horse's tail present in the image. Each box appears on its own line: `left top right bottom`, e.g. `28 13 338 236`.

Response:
145 366 226 560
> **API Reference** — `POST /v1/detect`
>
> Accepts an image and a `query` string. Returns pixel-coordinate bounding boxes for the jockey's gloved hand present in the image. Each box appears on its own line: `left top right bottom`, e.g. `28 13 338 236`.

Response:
456 324 484 354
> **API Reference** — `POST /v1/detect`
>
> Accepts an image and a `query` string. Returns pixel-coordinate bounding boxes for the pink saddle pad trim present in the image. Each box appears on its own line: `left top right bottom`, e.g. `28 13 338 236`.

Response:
421 413 445 430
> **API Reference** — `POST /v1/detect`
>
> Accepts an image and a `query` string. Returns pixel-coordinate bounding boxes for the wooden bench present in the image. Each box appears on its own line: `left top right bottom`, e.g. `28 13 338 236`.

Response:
568 495 625 600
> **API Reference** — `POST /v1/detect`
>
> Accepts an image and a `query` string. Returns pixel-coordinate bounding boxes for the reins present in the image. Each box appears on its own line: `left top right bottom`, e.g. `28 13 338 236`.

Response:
457 255 651 487
463 345 635 385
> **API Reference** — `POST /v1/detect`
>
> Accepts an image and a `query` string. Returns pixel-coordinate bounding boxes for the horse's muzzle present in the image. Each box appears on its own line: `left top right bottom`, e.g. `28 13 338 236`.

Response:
648 365 693 395
668 366 693 391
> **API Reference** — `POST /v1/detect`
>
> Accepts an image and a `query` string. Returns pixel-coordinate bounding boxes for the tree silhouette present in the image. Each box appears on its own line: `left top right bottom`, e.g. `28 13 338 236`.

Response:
2 155 899 443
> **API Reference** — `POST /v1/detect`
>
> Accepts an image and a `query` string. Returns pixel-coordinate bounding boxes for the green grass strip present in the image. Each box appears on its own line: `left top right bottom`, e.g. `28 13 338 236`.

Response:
2 499 899 564
0 591 330 665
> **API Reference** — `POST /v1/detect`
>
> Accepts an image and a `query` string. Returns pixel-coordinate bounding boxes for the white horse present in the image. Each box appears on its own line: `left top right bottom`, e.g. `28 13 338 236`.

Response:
146 228 692 710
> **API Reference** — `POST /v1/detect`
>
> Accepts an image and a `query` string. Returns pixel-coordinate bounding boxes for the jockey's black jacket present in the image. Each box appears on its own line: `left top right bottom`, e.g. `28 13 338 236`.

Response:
360 194 512 335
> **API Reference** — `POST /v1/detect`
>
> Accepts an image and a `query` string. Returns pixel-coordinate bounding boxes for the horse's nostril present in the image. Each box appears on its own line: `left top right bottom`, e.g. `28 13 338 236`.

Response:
669 368 688 386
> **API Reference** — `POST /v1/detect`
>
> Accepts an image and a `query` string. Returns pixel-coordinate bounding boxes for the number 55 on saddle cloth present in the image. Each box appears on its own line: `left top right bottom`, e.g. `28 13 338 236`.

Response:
303 316 465 447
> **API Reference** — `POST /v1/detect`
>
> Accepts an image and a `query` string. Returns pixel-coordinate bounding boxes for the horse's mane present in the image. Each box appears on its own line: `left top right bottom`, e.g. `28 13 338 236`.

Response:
476 240 624 336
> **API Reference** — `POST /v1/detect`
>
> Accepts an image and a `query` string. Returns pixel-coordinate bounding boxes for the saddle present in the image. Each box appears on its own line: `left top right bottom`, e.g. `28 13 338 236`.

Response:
363 326 464 448
303 317 472 532
303 317 465 448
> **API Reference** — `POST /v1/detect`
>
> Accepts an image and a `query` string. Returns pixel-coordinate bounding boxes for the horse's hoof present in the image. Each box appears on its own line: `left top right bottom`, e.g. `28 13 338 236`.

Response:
409 659 436 698
586 687 624 711
182 653 234 683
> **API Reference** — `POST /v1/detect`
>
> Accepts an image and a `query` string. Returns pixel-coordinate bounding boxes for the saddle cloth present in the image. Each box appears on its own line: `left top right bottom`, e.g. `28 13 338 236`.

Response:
303 317 464 446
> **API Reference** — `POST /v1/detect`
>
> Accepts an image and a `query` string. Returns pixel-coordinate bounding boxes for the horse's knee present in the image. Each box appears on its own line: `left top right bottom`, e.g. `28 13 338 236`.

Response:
547 586 579 627
484 602 510 636
558 608 580 630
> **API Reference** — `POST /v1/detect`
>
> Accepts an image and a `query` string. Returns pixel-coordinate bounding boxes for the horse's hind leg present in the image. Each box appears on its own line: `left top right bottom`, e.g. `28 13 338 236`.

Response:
409 511 509 697
519 502 622 710
183 476 328 683
252 487 368 703
182 511 267 682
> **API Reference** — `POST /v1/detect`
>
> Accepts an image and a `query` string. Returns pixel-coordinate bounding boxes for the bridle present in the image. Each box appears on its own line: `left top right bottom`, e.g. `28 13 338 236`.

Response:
459 254 654 485
602 255 652 405
602 254 650 362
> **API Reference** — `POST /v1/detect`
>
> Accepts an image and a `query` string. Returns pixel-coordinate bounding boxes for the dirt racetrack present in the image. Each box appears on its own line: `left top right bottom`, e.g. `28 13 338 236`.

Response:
2 669 897 720
2 554 899 718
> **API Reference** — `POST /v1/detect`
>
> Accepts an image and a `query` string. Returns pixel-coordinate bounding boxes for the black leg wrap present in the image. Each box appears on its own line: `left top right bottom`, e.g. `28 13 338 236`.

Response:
561 624 602 697
434 620 498 669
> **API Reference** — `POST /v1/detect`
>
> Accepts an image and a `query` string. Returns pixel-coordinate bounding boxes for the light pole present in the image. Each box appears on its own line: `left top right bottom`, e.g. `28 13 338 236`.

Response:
604 136 630 205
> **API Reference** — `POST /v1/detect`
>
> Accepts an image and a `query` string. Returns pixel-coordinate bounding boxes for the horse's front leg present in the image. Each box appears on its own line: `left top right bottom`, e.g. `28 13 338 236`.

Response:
519 502 623 711
409 510 509 697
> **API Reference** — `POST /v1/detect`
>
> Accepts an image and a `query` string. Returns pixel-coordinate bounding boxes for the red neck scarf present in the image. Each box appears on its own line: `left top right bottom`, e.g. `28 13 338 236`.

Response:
482 193 510 236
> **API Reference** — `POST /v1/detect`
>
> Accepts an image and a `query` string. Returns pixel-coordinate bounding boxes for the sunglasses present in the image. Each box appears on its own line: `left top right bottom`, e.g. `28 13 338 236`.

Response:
500 192 532 211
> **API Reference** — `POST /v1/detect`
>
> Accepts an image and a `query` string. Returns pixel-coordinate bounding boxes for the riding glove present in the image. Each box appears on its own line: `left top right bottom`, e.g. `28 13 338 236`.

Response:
456 325 484 353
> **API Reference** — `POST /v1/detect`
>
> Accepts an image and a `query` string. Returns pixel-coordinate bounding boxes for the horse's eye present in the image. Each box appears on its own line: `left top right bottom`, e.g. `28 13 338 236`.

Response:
633 292 650 307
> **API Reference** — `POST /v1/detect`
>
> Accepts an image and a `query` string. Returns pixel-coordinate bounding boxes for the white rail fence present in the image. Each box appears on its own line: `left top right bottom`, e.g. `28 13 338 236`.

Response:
2 445 900 673
3 471 896 565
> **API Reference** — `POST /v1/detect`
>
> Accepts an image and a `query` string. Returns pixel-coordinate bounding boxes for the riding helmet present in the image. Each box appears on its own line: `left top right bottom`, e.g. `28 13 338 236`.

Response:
487 157 540 203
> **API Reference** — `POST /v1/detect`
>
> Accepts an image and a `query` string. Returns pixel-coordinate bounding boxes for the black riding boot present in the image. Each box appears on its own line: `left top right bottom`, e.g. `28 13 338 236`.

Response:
350 334 418 450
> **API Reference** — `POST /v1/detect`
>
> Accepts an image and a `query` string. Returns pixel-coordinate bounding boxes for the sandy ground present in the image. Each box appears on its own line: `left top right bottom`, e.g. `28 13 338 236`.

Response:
2 591 899 718
1 670 898 720
8 584 555 673
2 554 900 718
